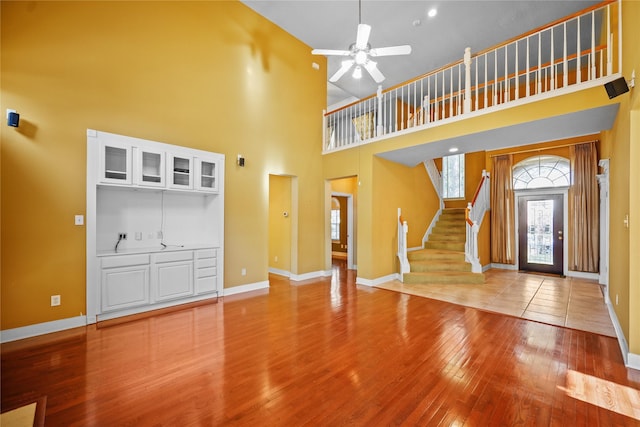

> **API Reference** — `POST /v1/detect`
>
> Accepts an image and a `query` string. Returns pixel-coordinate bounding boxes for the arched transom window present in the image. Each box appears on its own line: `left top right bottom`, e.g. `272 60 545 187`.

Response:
512 155 570 189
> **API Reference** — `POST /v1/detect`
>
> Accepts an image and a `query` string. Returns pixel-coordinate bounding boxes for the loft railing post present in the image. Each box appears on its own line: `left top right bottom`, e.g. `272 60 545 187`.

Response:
376 85 383 137
464 47 471 114
322 109 327 150
423 95 430 124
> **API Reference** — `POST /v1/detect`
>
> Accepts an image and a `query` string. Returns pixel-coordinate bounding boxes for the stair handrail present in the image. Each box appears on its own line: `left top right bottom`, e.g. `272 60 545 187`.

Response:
397 208 410 275
423 159 444 246
465 170 490 273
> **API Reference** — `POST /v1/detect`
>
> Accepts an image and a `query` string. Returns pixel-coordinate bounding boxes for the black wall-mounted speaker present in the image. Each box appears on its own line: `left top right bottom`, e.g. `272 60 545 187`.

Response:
604 77 629 99
7 112 19 127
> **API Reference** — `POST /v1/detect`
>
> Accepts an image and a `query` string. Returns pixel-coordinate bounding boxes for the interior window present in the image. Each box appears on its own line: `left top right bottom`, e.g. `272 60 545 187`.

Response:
442 153 465 199
513 155 570 189
331 197 340 240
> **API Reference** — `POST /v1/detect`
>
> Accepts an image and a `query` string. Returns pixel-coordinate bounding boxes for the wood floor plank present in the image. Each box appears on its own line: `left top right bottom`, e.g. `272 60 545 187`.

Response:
2 260 639 425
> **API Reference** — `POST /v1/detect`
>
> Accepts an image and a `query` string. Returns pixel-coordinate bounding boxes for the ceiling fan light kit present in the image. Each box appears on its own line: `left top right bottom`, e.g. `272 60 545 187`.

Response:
311 1 411 84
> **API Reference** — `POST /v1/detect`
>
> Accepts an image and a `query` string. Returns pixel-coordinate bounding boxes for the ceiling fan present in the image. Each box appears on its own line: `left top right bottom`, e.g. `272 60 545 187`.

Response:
311 0 412 84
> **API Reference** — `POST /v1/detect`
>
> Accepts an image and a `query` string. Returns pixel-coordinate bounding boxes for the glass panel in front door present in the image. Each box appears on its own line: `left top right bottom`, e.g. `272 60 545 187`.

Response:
526 199 554 265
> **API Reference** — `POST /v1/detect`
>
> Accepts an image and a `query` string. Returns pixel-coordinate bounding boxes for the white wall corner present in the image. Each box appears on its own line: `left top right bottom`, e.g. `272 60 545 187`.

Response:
0 315 87 343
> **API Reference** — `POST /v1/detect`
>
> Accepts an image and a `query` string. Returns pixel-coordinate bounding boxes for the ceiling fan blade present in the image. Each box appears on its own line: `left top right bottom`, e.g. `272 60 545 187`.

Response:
330 60 355 82
355 23 371 50
369 45 412 57
311 49 352 56
364 60 385 83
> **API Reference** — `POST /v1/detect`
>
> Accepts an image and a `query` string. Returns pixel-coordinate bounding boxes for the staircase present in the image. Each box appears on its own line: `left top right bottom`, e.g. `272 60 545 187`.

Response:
403 209 484 285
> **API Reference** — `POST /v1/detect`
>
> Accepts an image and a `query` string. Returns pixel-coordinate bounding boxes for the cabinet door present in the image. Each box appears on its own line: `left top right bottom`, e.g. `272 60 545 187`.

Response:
195 158 218 192
155 261 194 302
101 265 149 312
136 149 165 187
99 141 132 185
168 155 193 189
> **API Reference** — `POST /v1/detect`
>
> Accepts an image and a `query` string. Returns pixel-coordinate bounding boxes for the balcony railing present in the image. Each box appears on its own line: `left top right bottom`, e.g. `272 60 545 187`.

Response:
323 0 621 154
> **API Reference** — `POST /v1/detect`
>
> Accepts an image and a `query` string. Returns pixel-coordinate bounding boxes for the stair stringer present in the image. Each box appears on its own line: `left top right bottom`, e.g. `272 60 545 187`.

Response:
422 159 444 247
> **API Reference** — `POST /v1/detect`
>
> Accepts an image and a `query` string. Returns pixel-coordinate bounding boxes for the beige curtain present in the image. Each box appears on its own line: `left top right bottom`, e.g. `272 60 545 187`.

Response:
491 154 516 264
569 142 599 272
352 113 374 140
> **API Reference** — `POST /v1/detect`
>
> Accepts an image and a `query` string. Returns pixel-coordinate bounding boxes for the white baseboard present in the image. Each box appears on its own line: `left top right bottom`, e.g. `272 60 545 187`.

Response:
628 352 640 370
356 273 399 287
268 267 291 277
1 315 87 344
291 270 333 281
222 281 269 297
269 268 333 281
604 300 640 369
566 270 599 280
490 263 518 270
482 264 492 272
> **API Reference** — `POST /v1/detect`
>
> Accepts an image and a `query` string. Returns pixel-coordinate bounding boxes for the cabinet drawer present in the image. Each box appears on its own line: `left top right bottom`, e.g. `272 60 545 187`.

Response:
195 277 217 294
154 251 193 263
196 267 217 279
197 257 217 269
102 254 150 269
196 249 217 259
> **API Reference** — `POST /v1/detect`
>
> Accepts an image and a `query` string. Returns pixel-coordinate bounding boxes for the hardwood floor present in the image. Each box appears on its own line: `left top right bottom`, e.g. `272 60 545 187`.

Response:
377 269 616 337
2 260 639 426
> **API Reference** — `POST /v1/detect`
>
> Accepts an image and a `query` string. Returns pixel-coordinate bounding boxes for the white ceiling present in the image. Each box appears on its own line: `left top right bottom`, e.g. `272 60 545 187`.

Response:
241 0 600 107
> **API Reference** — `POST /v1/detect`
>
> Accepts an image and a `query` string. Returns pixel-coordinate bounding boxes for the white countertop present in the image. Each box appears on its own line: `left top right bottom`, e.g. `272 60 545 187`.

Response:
97 244 218 257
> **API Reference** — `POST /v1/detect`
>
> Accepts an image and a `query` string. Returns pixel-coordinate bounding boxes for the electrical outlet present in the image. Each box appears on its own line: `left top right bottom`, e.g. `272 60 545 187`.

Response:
616 294 619 305
51 295 61 306
118 232 127 240
241 268 247 276
274 256 278 262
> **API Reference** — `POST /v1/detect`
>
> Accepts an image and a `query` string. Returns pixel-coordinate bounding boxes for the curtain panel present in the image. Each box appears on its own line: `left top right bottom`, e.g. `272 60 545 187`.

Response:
569 142 599 272
491 154 516 264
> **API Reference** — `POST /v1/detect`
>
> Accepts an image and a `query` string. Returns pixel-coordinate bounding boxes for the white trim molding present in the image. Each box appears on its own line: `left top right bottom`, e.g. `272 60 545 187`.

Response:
1 315 87 344
291 270 333 282
605 299 640 369
490 263 518 270
356 274 399 287
222 281 269 297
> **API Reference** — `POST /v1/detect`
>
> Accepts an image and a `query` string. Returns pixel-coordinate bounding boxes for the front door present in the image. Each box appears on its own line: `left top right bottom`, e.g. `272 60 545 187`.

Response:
518 194 564 275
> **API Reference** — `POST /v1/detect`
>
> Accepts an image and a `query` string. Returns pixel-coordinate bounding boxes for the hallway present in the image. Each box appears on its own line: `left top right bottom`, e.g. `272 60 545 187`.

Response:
376 269 616 337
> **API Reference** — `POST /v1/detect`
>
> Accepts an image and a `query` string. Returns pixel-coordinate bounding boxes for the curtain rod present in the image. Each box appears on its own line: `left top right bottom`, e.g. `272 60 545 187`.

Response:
488 140 598 158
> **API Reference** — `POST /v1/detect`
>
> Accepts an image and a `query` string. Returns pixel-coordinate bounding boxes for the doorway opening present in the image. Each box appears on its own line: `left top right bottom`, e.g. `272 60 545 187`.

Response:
328 176 357 271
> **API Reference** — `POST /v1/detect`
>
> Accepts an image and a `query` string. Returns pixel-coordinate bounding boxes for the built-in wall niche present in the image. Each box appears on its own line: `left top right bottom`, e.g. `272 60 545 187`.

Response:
96 187 219 254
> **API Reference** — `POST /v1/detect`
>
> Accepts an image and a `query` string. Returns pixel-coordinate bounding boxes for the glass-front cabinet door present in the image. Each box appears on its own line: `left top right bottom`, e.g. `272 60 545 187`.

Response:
136 149 165 187
168 155 193 189
195 158 218 192
99 141 132 185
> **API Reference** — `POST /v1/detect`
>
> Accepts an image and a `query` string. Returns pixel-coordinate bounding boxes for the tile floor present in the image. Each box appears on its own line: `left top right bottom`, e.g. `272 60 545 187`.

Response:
376 269 616 337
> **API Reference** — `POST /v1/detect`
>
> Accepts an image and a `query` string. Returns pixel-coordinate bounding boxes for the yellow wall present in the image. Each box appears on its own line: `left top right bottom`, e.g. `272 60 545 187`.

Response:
603 0 640 354
269 175 292 272
1 1 327 330
370 157 438 277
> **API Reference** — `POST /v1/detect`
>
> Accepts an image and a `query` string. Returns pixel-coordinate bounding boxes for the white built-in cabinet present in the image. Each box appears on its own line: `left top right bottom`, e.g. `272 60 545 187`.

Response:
86 129 224 323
